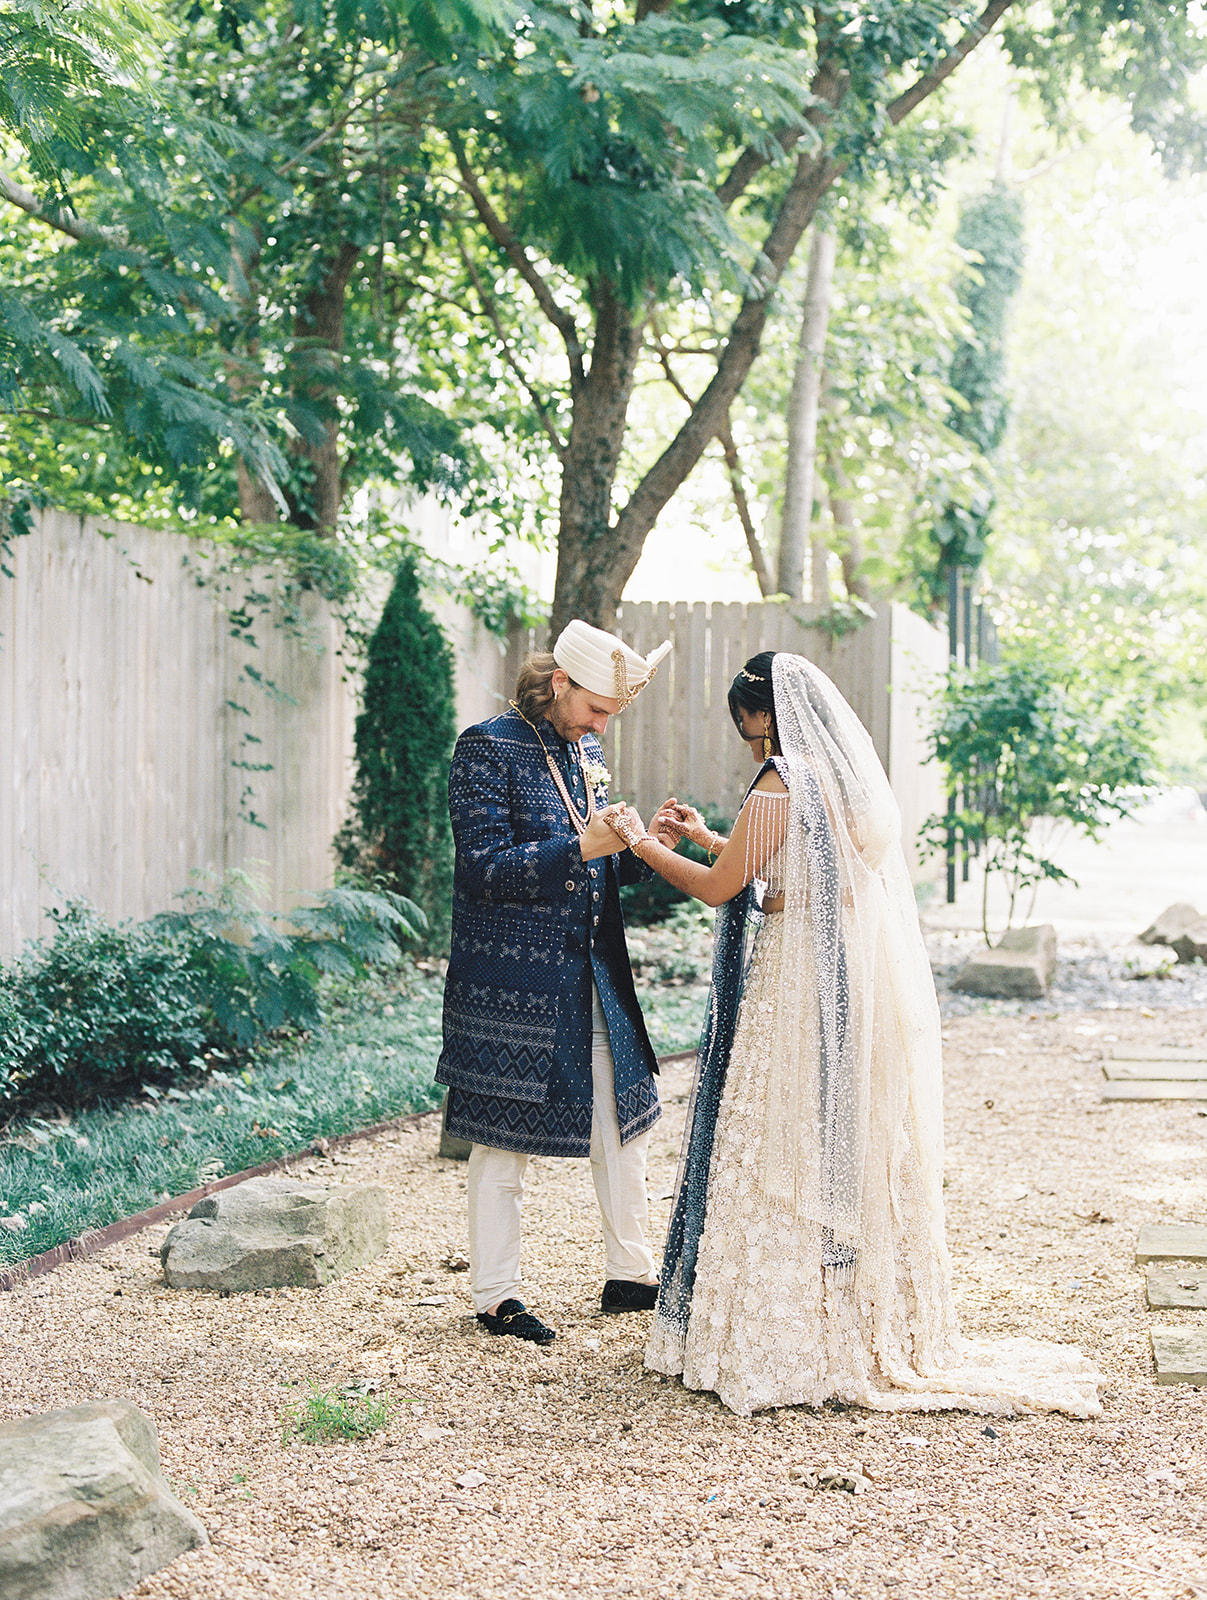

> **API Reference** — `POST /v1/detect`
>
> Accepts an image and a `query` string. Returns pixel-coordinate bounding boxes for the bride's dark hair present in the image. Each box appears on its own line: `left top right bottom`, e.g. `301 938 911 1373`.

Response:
728 651 778 740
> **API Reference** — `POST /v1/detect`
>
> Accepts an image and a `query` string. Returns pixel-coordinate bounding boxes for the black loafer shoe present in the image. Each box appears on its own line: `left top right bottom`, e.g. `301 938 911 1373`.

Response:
476 1298 556 1345
601 1279 659 1314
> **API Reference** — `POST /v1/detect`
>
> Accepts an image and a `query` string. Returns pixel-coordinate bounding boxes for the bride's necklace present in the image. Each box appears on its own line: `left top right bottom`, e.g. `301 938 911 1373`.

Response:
510 701 596 837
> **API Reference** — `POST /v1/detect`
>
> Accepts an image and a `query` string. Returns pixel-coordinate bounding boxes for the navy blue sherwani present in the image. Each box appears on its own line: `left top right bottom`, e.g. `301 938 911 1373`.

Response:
436 708 661 1156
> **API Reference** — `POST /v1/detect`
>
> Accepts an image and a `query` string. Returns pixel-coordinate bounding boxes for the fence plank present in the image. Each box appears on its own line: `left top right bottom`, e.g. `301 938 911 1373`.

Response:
0 514 359 957
2 523 948 962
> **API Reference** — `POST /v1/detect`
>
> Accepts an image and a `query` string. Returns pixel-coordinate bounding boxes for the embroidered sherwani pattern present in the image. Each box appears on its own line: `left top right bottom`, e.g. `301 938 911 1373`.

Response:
437 709 660 1156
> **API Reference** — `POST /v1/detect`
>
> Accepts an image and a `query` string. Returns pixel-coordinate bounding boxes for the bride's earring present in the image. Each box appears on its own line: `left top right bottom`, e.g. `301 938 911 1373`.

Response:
762 718 773 760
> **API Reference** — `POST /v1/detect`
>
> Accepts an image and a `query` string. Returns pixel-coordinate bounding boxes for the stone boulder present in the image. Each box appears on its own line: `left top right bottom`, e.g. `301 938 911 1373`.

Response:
1170 925 1207 964
160 1175 389 1292
952 924 1057 1000
438 1093 472 1161
1139 903 1207 964
1139 902 1201 945
0 1399 207 1600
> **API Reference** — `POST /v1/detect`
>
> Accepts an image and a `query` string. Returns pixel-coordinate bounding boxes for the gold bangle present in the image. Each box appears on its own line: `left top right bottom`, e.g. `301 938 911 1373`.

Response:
707 831 720 864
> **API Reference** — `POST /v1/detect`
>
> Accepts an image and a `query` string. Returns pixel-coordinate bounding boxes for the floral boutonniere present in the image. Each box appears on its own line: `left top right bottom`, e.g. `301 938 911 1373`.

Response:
583 757 612 796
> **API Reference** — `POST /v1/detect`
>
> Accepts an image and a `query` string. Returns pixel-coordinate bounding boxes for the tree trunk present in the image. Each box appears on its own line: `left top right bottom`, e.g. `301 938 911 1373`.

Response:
288 241 360 532
550 146 842 636
548 282 645 641
778 225 836 599
237 459 280 523
824 445 872 601
544 2 1015 632
719 419 775 597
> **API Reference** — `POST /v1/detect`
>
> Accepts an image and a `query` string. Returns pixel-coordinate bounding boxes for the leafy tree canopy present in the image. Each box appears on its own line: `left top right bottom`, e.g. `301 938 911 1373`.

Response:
4 0 1207 642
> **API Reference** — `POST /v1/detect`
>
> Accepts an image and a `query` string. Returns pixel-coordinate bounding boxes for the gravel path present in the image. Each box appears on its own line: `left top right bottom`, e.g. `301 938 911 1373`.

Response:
3 993 1206 1599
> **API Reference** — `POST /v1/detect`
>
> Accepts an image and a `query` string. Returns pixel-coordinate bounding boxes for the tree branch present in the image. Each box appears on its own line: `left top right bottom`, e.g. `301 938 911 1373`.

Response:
450 143 585 383
0 168 125 246
719 417 775 598
653 334 774 595
598 3 1020 594
887 0 1021 126
610 146 840 575
456 235 569 462
716 58 847 210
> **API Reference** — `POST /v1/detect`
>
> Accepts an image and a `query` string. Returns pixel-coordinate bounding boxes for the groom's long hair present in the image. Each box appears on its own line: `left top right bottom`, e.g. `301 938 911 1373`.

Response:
514 653 559 723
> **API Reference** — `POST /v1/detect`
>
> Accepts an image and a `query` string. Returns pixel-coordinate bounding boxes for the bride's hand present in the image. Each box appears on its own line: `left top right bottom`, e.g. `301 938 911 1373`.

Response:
651 798 687 847
602 803 649 852
667 801 713 850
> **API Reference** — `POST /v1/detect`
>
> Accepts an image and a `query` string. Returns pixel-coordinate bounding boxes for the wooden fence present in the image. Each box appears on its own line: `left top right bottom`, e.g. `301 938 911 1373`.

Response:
0 511 356 958
1 514 947 959
489 600 948 880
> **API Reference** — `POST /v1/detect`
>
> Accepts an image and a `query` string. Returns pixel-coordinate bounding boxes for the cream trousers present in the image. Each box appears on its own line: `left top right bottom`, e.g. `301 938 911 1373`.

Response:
467 985 657 1313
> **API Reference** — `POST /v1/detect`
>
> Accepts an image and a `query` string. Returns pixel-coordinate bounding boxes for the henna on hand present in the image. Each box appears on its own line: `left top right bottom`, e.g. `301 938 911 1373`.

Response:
604 804 649 852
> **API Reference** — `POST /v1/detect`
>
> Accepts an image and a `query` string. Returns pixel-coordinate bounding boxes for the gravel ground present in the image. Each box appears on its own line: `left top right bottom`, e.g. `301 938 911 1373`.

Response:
928 930 1207 1020
3 987 1206 1599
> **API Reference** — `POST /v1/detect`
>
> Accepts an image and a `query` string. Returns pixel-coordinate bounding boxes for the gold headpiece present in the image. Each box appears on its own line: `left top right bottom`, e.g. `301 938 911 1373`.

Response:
612 648 660 710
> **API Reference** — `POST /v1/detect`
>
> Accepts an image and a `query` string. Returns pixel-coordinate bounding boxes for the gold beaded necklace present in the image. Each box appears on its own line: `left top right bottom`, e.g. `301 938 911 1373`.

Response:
509 701 596 837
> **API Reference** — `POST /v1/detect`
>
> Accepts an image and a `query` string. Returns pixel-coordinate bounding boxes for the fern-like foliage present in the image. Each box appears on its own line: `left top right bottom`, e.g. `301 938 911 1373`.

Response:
151 875 427 1048
460 12 821 303
0 0 489 521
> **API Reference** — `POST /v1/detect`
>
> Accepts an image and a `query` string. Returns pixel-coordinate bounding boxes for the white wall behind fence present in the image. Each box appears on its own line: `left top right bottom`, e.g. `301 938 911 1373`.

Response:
0 511 357 958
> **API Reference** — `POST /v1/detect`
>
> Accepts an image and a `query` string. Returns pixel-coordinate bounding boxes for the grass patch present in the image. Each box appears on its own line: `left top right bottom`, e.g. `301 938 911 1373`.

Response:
636 981 707 1056
0 967 445 1268
0 940 711 1270
630 902 712 1057
281 1381 406 1445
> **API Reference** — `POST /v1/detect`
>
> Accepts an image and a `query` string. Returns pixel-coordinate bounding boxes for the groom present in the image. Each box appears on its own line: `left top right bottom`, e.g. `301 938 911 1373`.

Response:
436 620 673 1345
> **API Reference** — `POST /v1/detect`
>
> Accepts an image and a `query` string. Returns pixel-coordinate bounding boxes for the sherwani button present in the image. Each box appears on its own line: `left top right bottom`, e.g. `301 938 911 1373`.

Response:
565 880 576 891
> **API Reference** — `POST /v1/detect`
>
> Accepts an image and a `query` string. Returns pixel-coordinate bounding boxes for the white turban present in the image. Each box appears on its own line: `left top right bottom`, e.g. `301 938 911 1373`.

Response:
553 620 672 709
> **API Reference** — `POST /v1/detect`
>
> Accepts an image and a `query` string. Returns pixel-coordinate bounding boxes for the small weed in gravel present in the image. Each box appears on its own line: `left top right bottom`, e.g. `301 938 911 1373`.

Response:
280 1382 403 1445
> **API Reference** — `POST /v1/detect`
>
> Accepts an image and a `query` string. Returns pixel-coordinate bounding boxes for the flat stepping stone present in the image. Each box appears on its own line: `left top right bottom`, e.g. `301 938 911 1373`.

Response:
1146 1264 1207 1308
1102 1081 1207 1101
1108 1045 1207 1063
1150 1326 1207 1385
1104 1060 1207 1081
1136 1223 1207 1264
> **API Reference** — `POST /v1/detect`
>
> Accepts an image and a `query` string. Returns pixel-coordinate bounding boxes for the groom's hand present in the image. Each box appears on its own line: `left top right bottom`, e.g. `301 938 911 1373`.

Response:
581 805 645 860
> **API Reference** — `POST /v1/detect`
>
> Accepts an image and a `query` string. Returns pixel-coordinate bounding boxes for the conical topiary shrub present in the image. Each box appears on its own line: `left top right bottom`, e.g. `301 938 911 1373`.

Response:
337 555 456 952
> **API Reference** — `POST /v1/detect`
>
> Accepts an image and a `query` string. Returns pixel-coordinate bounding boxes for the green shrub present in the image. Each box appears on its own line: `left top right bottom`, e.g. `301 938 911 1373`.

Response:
923 654 1155 940
0 965 447 1267
151 873 427 1048
0 903 207 1114
336 554 457 953
0 880 426 1119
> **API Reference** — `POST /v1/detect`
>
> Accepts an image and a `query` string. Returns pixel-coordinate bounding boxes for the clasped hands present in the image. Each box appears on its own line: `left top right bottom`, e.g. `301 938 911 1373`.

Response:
584 796 714 860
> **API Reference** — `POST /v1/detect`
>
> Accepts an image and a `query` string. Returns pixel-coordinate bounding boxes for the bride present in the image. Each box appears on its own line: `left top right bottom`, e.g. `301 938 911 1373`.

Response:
605 651 1102 1419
